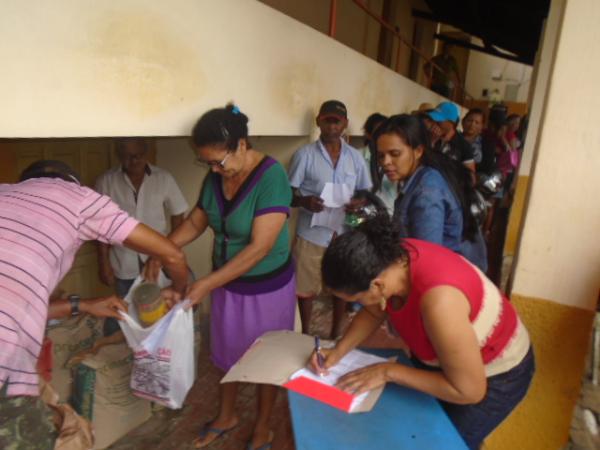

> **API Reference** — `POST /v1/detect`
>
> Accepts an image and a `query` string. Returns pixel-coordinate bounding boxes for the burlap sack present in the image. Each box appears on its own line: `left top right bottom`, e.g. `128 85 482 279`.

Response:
71 342 151 449
39 378 94 450
46 316 103 402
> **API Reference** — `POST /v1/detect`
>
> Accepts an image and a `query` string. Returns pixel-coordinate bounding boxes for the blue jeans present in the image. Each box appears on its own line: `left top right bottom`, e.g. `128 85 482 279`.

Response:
103 278 135 337
413 347 535 449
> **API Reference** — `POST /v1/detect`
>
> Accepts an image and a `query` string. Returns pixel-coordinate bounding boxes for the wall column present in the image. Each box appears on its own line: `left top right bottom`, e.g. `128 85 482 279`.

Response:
487 0 600 448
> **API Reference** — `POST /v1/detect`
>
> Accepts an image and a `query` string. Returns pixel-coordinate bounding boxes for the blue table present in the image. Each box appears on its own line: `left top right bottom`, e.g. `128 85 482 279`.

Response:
288 349 467 450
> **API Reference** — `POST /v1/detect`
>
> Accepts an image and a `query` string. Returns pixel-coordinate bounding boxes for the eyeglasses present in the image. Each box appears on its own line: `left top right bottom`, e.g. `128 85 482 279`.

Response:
195 151 232 170
120 151 147 162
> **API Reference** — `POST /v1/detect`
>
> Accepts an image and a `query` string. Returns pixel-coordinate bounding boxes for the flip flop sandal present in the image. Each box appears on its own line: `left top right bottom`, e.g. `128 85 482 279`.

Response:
246 431 274 450
194 420 237 448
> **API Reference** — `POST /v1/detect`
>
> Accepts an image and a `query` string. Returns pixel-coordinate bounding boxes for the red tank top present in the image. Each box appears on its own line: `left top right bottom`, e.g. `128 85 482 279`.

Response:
387 239 529 375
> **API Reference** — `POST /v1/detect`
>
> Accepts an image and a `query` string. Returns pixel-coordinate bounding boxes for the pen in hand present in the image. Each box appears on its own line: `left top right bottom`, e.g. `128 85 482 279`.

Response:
314 335 325 375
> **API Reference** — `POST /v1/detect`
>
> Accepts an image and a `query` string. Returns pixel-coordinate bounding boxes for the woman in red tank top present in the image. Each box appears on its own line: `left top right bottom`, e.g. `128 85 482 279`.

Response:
314 214 534 449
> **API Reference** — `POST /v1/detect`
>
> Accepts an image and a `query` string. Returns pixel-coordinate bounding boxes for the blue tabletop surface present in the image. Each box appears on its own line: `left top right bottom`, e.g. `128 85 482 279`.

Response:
288 349 468 450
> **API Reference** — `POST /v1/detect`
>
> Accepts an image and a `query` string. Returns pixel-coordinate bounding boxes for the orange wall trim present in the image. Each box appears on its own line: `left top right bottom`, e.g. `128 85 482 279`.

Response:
504 175 530 256
484 294 594 450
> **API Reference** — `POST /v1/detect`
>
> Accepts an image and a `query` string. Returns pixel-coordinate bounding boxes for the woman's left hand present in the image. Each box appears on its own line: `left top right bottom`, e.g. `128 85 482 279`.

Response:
336 362 393 395
186 278 213 307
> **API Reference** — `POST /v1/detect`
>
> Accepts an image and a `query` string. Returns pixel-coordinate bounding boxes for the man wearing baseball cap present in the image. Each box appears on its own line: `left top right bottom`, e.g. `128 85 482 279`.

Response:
288 100 372 338
426 102 476 174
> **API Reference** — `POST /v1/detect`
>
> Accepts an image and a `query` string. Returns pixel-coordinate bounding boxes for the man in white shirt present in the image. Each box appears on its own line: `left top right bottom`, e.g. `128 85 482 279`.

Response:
95 138 189 335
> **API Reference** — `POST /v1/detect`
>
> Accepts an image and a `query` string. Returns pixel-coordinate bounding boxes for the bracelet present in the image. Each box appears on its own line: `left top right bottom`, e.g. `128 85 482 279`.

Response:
68 294 81 316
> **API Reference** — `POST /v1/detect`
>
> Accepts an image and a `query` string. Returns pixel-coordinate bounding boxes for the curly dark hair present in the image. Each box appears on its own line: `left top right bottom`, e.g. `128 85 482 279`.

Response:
321 214 410 294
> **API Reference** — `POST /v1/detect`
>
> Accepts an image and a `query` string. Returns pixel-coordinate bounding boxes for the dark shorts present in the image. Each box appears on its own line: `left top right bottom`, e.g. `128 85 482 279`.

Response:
0 383 57 450
413 346 535 449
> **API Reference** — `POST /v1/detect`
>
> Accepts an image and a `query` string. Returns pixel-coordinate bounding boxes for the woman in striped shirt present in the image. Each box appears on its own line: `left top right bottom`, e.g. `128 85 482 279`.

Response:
314 214 534 450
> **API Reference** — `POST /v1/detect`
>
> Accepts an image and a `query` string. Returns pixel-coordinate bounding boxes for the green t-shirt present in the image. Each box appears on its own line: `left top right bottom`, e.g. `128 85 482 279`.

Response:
198 156 292 278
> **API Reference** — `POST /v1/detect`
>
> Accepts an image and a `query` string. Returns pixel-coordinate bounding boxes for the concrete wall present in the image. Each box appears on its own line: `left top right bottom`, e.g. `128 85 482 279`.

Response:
0 0 444 139
503 0 565 256
258 0 383 60
464 38 533 102
486 0 600 448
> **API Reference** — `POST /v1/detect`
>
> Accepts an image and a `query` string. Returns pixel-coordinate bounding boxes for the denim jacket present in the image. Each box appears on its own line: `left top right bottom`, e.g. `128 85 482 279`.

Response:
393 166 463 253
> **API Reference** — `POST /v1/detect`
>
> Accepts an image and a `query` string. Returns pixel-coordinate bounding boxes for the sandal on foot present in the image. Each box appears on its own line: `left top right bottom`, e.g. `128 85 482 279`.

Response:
193 420 237 448
246 431 274 450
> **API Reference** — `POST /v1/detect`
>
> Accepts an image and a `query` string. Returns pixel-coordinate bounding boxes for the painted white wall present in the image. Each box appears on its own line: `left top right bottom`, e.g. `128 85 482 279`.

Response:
0 0 444 138
511 0 600 309
464 39 533 103
516 0 565 177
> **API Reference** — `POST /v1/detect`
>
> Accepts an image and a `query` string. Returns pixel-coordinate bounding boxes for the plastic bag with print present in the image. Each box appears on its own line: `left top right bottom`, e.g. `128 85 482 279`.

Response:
118 273 195 409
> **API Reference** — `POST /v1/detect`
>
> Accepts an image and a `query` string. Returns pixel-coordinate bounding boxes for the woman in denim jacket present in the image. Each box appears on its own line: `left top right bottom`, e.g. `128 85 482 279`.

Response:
374 114 486 270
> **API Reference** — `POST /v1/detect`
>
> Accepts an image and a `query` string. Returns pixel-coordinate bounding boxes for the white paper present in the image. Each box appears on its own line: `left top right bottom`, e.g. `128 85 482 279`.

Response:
289 349 389 412
310 182 352 233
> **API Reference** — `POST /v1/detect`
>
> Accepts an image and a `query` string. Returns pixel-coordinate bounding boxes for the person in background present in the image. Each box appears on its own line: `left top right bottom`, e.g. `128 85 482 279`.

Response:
461 108 485 166
315 215 534 450
146 104 295 450
425 102 476 176
479 109 507 239
424 44 461 99
505 114 522 150
375 114 487 271
500 114 522 194
288 100 372 339
359 113 397 215
95 138 189 336
0 160 188 450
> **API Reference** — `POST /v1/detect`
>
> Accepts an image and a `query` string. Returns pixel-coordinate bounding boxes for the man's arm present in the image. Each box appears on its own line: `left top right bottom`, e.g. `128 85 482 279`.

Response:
48 295 127 320
291 187 324 212
170 213 185 231
97 242 115 286
123 223 188 294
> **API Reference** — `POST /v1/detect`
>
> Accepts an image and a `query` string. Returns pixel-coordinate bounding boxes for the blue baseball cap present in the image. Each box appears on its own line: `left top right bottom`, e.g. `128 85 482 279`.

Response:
427 102 460 123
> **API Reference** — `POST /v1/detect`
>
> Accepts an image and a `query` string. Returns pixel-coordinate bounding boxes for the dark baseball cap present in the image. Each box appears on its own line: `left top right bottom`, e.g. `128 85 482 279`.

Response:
19 160 81 184
318 100 348 120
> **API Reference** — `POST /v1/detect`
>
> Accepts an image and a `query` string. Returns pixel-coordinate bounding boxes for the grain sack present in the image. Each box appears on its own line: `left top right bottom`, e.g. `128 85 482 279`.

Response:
71 342 151 449
46 316 103 402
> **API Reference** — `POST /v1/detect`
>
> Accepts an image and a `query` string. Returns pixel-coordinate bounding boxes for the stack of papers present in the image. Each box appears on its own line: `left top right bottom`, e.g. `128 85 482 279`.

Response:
310 182 352 234
221 331 393 413
287 350 390 412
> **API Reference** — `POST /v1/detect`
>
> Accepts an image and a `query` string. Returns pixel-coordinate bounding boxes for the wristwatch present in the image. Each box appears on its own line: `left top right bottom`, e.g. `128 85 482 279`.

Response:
68 294 81 317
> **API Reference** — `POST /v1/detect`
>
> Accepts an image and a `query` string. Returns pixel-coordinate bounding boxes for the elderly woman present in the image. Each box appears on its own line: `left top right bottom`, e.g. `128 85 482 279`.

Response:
314 214 534 449
156 104 295 450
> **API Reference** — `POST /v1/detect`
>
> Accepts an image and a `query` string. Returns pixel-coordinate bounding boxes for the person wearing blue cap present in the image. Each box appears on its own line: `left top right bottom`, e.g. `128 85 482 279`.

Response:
426 102 476 176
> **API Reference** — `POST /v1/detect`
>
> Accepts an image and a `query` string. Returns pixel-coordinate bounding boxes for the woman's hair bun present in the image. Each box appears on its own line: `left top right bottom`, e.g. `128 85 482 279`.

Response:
225 103 248 124
357 213 403 257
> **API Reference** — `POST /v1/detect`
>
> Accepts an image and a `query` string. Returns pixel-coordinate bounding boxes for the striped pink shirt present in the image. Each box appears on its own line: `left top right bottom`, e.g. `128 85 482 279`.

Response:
0 178 139 396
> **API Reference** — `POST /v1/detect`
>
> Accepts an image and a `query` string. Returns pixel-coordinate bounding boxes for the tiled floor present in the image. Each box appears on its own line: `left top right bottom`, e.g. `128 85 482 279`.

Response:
108 297 407 450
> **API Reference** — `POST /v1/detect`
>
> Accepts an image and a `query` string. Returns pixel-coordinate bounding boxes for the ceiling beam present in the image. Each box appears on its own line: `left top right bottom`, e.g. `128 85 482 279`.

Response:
411 8 441 22
433 33 531 65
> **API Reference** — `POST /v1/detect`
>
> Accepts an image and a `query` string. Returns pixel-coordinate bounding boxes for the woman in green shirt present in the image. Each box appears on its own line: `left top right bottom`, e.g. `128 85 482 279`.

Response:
167 104 294 450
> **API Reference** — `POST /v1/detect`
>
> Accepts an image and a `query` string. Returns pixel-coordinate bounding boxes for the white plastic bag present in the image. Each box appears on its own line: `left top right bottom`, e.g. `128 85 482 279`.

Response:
118 275 195 409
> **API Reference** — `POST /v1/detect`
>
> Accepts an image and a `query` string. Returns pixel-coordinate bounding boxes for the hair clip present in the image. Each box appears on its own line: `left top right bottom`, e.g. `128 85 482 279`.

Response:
219 124 230 139
231 105 240 115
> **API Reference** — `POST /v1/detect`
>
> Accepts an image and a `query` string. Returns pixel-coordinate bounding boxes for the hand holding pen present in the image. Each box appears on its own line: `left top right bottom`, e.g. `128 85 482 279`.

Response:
311 336 342 376
315 336 325 373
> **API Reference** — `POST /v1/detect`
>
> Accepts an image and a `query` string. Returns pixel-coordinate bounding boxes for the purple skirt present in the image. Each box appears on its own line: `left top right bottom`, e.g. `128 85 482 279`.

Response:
210 274 296 372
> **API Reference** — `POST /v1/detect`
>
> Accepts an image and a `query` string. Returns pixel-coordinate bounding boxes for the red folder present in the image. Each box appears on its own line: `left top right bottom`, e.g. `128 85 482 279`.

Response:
284 376 356 412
